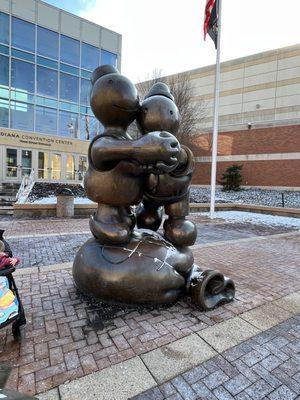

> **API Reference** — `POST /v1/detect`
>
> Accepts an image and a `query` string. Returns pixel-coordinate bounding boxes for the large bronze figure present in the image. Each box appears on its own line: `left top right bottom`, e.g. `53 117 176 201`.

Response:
73 65 235 309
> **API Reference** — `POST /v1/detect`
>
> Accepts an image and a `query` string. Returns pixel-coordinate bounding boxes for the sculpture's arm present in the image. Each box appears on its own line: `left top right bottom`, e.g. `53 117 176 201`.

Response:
91 132 181 171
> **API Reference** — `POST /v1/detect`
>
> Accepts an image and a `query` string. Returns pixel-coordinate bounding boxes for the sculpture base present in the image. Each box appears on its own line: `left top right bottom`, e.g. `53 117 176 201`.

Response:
73 229 235 309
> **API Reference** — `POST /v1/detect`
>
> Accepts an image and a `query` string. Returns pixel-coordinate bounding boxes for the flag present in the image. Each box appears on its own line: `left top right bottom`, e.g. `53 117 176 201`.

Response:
204 0 219 48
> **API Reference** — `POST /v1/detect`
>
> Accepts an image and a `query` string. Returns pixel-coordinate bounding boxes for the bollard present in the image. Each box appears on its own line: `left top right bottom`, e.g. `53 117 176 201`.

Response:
56 188 74 217
282 192 285 208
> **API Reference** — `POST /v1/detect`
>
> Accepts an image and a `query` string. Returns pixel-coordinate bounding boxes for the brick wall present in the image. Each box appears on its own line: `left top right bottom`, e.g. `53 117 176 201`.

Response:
191 125 300 187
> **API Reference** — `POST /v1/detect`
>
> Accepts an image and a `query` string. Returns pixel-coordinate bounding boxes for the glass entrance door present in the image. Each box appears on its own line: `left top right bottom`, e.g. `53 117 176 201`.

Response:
6 148 19 180
51 153 61 180
38 152 49 180
21 149 32 177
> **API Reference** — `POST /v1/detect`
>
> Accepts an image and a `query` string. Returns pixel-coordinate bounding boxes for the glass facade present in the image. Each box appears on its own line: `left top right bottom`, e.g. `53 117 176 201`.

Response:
0 11 118 140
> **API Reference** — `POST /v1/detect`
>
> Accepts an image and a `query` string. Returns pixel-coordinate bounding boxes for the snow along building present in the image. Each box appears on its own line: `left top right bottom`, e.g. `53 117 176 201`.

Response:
166 44 300 189
0 0 121 186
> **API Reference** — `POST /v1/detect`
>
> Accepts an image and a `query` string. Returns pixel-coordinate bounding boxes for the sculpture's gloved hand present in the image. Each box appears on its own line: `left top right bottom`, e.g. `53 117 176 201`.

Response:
136 131 181 168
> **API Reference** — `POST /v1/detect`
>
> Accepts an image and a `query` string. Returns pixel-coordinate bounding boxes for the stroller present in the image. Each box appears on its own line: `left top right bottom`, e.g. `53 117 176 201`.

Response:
0 230 26 340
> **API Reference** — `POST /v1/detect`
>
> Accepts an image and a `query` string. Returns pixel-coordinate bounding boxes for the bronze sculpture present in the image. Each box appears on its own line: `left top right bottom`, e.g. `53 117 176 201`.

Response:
73 65 235 309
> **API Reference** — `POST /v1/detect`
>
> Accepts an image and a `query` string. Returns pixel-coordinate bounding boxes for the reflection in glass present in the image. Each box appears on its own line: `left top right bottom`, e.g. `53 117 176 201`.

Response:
12 17 35 53
37 26 58 59
66 155 75 180
38 152 49 179
78 156 87 181
101 49 117 67
81 43 99 71
10 101 34 131
79 113 100 140
80 78 91 106
21 150 32 176
11 48 35 62
37 66 58 98
51 154 61 180
36 106 57 135
59 110 79 138
0 12 9 45
0 55 9 87
0 99 9 127
60 73 79 102
11 59 35 93
6 148 18 178
60 35 80 66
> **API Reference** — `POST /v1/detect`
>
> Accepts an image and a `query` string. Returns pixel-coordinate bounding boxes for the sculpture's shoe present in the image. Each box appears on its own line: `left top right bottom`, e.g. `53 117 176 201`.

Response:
136 203 163 232
73 229 193 305
164 217 197 247
89 214 132 245
186 266 235 310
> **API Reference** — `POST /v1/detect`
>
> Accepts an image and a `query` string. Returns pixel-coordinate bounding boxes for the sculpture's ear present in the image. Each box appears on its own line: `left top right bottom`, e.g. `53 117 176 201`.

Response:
91 65 119 85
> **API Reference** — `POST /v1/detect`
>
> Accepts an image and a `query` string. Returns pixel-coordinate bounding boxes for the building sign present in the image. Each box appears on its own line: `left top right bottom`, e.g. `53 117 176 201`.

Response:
0 128 89 154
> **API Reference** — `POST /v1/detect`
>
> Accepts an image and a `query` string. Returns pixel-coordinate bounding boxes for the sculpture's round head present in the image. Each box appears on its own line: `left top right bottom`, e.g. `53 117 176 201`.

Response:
90 65 139 129
137 82 180 135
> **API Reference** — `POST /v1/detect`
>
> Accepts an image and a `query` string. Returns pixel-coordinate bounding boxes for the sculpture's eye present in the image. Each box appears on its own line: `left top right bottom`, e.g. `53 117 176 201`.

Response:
108 79 114 84
143 107 148 114
170 110 173 115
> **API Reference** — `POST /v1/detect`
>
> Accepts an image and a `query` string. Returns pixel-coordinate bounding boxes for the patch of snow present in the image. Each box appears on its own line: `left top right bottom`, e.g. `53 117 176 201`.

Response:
198 211 300 229
31 196 94 204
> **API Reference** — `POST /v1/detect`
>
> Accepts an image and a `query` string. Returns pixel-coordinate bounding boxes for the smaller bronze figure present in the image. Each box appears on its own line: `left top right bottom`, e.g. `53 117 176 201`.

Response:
73 65 235 309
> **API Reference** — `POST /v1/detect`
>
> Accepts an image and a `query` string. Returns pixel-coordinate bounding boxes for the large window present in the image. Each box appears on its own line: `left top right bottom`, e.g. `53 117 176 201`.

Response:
0 99 9 127
66 155 75 180
37 26 58 60
79 113 99 140
0 12 9 45
38 152 49 179
6 149 18 178
12 17 35 53
60 35 80 66
10 101 34 131
37 66 58 98
11 59 35 93
80 78 91 106
59 110 79 137
60 73 79 102
0 55 9 87
36 106 57 135
81 43 99 71
101 49 117 67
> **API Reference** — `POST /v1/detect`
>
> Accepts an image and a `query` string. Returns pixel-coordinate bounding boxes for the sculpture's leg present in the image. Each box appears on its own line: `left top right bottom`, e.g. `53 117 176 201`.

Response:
163 194 197 247
186 265 235 310
136 199 163 232
90 204 133 244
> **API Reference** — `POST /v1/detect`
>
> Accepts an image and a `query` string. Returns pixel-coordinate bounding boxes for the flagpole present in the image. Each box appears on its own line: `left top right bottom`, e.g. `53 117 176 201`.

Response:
210 0 222 218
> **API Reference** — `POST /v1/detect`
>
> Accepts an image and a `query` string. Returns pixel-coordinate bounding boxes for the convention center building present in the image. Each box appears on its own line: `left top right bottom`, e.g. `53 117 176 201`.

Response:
0 0 121 185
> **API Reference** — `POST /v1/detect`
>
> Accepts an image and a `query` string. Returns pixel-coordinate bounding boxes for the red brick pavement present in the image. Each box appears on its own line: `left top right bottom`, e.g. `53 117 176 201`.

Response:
0 233 299 396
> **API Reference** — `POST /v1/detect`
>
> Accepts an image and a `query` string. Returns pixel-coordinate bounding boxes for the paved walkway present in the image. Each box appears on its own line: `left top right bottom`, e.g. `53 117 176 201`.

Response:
0 228 300 400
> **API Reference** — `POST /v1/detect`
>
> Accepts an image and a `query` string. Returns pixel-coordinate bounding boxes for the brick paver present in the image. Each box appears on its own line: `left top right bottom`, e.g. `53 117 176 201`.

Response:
0 232 299 396
131 316 300 400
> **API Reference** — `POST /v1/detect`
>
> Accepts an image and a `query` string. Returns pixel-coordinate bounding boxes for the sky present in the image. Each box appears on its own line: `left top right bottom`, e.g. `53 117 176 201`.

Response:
45 0 300 83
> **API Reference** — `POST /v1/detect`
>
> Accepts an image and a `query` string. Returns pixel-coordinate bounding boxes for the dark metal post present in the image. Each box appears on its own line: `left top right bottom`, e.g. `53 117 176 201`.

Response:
282 192 285 208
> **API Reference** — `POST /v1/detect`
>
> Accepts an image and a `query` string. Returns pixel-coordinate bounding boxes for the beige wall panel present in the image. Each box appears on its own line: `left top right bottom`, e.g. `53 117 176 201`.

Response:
0 0 9 12
12 0 35 21
275 110 300 120
278 55 300 70
221 68 244 82
81 20 100 47
220 78 244 91
219 93 243 106
277 66 300 80
101 29 119 52
243 87 276 102
244 71 277 87
243 98 275 113
37 3 59 31
276 94 300 108
60 12 81 39
276 83 300 97
196 84 214 96
244 61 277 77
219 103 242 116
190 74 214 88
